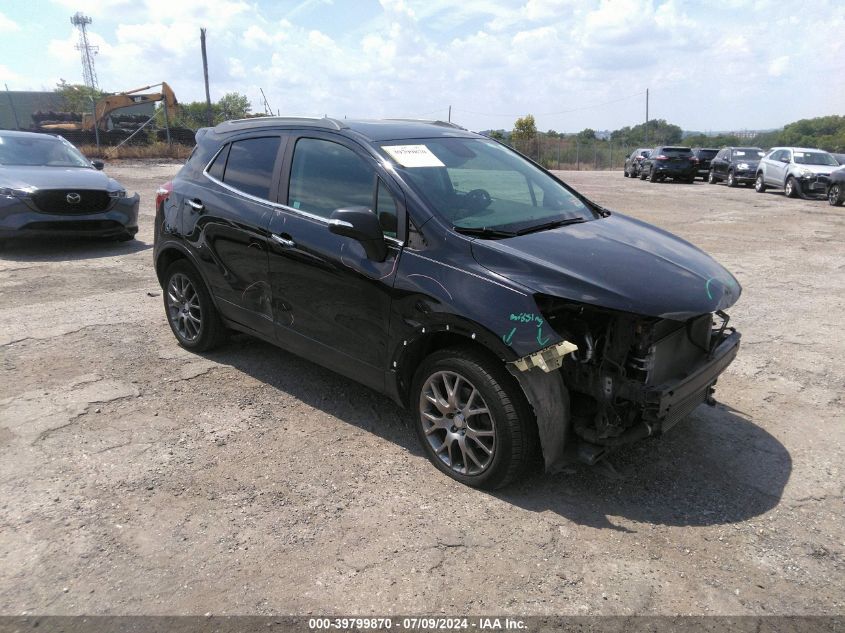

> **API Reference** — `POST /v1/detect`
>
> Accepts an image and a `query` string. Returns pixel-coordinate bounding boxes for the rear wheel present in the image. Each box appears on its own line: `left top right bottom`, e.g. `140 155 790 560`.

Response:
755 174 767 193
640 168 648 180
162 260 227 352
623 168 629 177
727 171 737 187
785 176 800 198
828 184 844 206
412 347 535 489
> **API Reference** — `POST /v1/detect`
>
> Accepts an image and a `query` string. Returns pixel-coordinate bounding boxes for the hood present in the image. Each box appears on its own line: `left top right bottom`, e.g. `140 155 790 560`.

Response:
794 164 835 175
470 213 741 320
0 166 119 191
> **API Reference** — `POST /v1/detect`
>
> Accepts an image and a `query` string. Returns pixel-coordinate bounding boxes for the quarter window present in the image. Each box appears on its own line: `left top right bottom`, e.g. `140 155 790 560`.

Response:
289 138 374 219
207 145 228 181
221 137 281 200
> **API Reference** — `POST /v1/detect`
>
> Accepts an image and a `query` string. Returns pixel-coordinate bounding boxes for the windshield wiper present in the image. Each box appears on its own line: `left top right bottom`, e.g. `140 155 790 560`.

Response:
514 217 586 236
453 226 516 239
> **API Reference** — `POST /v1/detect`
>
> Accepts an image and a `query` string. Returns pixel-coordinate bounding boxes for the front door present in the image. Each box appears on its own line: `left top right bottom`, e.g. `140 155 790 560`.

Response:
266 134 403 391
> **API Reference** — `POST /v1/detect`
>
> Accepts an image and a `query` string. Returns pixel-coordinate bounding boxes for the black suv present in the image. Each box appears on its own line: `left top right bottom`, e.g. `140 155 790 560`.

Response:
154 118 741 489
640 146 697 183
707 147 765 187
691 148 719 180
623 148 651 178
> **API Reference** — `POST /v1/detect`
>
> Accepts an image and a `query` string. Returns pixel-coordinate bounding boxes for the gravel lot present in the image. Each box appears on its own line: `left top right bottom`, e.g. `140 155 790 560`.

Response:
0 162 842 616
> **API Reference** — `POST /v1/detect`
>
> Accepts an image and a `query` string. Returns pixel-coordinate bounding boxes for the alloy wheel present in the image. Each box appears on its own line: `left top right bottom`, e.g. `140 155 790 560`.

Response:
419 370 496 476
166 272 202 342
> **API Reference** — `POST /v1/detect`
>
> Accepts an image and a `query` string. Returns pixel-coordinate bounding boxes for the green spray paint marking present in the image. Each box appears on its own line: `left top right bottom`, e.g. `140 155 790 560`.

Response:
536 325 550 346
502 327 517 345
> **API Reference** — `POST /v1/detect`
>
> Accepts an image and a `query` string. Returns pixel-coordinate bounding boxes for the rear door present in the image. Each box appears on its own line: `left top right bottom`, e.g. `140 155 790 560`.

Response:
713 149 728 178
767 149 789 185
266 133 404 391
183 134 284 337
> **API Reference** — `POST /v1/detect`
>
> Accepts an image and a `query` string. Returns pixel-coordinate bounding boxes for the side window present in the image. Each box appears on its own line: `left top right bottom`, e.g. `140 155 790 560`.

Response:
289 138 374 218
207 144 228 181
221 136 281 200
376 179 398 238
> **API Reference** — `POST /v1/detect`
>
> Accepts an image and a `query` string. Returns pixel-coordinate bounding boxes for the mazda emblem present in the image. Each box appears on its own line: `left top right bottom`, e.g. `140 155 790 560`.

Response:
66 193 82 204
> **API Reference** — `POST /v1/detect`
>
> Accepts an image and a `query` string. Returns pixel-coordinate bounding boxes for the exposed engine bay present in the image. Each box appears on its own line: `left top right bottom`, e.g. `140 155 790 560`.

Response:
532 295 741 464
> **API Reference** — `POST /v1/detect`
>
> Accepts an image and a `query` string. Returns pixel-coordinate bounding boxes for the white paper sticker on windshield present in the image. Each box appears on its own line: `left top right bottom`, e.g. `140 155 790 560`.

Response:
794 152 805 157
735 151 746 156
384 145 445 168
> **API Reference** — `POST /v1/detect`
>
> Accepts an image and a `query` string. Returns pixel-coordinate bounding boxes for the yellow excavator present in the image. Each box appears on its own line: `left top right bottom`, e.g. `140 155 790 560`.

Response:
38 82 178 132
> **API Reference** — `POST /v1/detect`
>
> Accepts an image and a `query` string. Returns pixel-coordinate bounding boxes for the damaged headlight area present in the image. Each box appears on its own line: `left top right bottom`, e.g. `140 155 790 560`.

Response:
532 294 741 463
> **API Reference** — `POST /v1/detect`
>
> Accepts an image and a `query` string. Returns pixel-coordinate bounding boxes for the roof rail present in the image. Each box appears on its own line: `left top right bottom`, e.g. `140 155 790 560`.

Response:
214 116 346 131
385 118 467 131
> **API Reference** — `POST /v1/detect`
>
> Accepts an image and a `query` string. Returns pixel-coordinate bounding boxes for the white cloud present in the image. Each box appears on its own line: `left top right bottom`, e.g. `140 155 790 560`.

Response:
0 64 21 82
768 55 789 77
0 11 21 31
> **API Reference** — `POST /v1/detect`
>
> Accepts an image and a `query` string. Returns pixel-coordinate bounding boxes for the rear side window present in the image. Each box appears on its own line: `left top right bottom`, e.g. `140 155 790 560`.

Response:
288 138 374 218
221 137 281 200
207 145 229 181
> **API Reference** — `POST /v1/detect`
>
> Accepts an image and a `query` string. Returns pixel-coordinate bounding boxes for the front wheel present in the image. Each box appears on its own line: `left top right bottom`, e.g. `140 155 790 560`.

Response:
412 347 535 489
727 171 737 187
785 176 800 198
755 174 767 193
708 170 717 184
828 184 844 206
162 260 227 352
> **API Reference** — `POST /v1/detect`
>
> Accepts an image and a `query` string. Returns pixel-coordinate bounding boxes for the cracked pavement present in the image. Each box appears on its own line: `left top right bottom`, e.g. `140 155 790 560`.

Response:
0 162 842 615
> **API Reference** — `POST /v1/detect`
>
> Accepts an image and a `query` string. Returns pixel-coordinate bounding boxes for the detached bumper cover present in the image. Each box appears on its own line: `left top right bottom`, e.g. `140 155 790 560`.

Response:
644 329 741 432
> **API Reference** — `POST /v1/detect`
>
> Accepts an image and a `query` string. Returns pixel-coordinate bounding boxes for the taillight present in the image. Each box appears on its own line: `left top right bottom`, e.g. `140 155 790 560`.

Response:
691 157 699 163
655 155 668 160
155 181 172 209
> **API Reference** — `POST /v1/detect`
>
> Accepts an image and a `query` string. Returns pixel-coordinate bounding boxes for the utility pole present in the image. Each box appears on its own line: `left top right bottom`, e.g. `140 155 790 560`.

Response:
448 105 451 122
71 13 99 91
5 84 20 130
645 88 649 146
200 28 212 126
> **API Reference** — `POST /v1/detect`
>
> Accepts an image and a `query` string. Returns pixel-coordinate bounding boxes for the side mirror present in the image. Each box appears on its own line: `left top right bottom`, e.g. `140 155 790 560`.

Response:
780 156 790 163
329 207 387 262
92 160 105 170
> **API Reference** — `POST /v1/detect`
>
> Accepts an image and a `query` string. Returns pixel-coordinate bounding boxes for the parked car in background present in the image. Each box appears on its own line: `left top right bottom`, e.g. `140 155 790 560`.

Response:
831 153 845 166
826 164 845 206
708 147 766 187
0 130 138 244
154 117 741 488
623 148 651 178
640 146 697 183
691 148 719 180
755 147 839 198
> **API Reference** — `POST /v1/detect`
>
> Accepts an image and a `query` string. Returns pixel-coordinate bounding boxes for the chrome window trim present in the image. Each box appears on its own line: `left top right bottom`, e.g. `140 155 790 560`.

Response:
202 142 404 246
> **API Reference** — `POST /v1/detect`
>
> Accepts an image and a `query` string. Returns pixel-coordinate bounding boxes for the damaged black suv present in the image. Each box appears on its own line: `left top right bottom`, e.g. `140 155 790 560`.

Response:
154 118 741 489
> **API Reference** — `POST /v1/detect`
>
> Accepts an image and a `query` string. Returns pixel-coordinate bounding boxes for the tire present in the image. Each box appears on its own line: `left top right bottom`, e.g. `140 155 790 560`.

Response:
623 167 629 177
162 260 227 352
828 184 844 206
649 168 658 183
785 176 800 198
727 171 737 188
708 170 717 184
639 168 648 180
755 173 767 193
411 346 536 489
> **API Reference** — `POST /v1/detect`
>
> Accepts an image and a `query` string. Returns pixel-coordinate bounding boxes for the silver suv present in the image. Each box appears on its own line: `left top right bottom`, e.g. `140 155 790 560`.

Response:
755 146 839 198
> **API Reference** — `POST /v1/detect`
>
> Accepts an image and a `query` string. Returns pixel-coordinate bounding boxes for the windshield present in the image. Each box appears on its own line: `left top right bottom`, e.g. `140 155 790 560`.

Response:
0 135 91 168
378 137 598 232
733 148 765 158
793 151 837 166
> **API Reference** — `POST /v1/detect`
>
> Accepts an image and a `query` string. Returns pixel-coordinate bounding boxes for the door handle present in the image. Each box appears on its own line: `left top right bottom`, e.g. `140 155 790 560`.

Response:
271 234 296 248
187 198 204 213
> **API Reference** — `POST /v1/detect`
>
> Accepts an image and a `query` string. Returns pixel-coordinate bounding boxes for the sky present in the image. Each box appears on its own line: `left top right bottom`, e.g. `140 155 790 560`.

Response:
1 0 843 134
